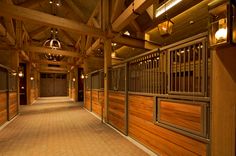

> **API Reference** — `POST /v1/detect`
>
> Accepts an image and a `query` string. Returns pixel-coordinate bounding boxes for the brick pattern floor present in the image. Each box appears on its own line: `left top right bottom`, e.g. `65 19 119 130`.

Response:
0 98 148 156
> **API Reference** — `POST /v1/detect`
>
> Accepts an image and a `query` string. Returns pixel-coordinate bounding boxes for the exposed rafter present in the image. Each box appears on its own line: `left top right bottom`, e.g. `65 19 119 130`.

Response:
40 66 68 71
29 26 49 38
86 38 101 55
111 0 125 23
0 2 104 38
33 59 73 66
112 0 155 32
0 23 15 45
19 0 47 9
60 30 76 46
24 46 81 58
64 0 86 23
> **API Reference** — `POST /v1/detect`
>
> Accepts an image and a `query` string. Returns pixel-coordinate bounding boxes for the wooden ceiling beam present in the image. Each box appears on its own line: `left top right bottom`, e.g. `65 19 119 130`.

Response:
40 70 68 74
0 23 15 45
113 35 159 50
86 38 101 55
33 59 73 66
112 0 155 32
19 0 47 9
0 2 104 37
40 66 68 71
24 46 81 58
29 26 49 38
111 0 125 23
60 30 76 46
64 0 86 23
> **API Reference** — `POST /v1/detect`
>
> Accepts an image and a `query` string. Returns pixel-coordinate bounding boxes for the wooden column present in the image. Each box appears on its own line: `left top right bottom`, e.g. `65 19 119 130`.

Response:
211 47 236 156
104 39 111 122
102 0 110 122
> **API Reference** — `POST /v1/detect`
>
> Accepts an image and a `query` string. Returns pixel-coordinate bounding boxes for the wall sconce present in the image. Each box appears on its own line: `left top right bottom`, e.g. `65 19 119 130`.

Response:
81 74 85 79
72 77 76 82
209 0 236 47
18 71 24 77
158 19 174 36
30 77 34 80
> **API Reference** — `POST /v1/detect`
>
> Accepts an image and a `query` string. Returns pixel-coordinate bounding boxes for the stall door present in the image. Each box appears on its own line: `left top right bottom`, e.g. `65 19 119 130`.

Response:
40 73 67 97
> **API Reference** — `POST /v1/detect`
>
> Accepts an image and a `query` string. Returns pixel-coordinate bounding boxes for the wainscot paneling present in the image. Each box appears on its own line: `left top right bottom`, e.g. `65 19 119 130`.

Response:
158 99 207 136
8 91 18 120
108 92 125 133
128 94 207 156
0 92 7 125
92 90 102 116
84 90 91 111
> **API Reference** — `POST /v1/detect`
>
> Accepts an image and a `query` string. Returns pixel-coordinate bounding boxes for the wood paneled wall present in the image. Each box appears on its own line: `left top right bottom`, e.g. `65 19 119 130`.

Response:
0 92 7 125
30 89 35 104
84 90 91 111
108 92 126 133
92 90 102 116
8 91 17 120
128 94 207 156
158 100 205 135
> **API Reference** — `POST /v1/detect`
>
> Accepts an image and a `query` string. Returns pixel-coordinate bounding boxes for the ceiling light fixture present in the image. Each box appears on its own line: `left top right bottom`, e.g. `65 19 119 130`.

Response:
43 28 64 61
155 0 182 18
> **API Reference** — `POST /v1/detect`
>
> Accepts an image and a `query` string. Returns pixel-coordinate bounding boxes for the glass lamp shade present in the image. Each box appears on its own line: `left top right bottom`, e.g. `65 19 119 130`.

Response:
158 20 174 36
209 0 236 47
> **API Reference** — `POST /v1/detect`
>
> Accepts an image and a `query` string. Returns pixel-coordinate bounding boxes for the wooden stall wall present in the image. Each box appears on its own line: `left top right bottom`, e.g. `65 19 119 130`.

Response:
8 92 17 120
128 94 208 156
0 92 7 126
84 90 91 111
108 91 126 133
92 90 102 117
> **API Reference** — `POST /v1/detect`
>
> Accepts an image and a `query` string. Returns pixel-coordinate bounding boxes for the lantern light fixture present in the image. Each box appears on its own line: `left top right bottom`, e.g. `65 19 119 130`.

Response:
30 77 34 81
18 71 24 77
209 0 236 47
81 74 85 79
158 19 174 36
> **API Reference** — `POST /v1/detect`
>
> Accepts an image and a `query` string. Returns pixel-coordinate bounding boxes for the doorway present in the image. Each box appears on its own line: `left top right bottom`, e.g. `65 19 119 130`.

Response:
40 73 68 97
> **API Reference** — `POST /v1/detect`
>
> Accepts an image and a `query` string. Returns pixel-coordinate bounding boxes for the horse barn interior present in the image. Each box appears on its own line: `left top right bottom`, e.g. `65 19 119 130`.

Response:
0 0 235 155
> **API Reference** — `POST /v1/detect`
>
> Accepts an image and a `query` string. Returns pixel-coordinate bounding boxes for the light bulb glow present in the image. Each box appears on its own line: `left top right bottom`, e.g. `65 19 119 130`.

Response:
155 0 182 18
215 28 227 42
81 74 84 79
72 78 76 82
18 71 23 77
30 77 34 80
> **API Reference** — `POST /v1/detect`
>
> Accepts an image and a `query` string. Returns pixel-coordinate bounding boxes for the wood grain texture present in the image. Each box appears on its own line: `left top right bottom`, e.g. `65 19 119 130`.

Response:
8 92 18 120
84 90 91 111
0 92 7 125
92 90 101 116
128 94 207 156
159 100 203 134
30 89 35 104
108 92 125 133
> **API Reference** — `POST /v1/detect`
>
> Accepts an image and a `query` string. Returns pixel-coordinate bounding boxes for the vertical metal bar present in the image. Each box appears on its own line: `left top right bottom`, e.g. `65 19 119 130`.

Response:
193 45 196 93
183 48 186 92
172 50 177 91
155 54 158 94
125 63 128 135
188 47 191 93
198 43 201 93
179 49 181 92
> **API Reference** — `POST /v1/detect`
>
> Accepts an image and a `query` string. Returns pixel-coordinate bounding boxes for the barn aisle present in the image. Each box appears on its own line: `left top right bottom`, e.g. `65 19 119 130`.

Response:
0 98 148 156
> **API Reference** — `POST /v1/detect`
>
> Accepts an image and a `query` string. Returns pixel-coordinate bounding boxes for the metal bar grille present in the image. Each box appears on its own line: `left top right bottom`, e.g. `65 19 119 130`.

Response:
169 39 206 95
129 51 167 94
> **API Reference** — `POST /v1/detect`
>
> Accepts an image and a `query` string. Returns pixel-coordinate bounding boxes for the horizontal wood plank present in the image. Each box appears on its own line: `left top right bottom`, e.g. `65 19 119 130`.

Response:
159 100 203 134
0 92 7 125
84 90 91 111
128 94 207 156
108 92 125 133
9 92 18 119
92 90 101 117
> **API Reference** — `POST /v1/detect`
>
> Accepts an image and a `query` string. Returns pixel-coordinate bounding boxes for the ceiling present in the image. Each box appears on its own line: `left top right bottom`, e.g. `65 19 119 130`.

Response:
0 0 204 73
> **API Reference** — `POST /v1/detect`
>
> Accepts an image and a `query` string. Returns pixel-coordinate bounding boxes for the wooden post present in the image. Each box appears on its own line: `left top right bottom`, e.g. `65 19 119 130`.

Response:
102 0 111 122
211 47 236 156
103 39 111 122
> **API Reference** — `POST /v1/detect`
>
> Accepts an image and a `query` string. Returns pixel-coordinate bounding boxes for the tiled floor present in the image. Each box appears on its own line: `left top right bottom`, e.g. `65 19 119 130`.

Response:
0 97 148 156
